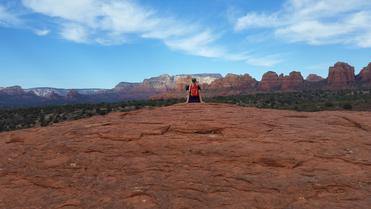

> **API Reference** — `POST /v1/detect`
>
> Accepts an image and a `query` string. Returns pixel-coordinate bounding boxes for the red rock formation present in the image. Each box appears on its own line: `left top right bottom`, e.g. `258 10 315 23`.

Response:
175 76 192 91
327 62 355 88
258 71 281 91
280 71 304 91
1 103 370 208
306 74 325 82
359 62 371 83
209 73 257 90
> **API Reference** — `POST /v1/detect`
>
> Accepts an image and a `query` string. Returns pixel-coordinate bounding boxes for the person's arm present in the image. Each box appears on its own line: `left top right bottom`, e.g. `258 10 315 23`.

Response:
185 85 190 103
198 85 204 103
186 93 189 103
199 92 204 103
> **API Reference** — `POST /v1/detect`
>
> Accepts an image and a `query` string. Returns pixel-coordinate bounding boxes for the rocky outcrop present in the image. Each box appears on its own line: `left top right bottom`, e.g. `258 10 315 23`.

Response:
175 74 222 85
143 74 175 90
306 74 324 82
174 75 193 91
327 62 355 88
257 71 304 92
358 63 371 85
198 74 258 97
114 82 141 91
209 73 257 89
1 103 370 208
258 71 281 91
279 71 304 91
142 74 222 91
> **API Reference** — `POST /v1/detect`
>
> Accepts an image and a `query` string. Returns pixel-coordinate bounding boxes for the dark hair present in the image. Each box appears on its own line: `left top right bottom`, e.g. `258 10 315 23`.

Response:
192 78 197 83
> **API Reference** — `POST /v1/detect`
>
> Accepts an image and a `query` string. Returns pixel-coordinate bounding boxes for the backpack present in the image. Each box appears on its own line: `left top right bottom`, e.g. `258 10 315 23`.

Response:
190 84 199 97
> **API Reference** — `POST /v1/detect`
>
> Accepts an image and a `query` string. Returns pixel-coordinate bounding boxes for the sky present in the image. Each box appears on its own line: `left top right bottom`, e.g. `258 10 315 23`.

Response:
0 0 370 89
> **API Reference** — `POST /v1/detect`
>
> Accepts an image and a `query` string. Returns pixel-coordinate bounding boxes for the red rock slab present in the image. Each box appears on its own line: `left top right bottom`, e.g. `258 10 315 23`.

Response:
0 103 370 209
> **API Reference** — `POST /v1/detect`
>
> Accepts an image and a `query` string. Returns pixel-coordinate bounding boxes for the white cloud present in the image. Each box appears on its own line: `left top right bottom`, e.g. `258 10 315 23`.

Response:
235 12 279 31
60 23 89 43
22 0 98 24
22 0 181 41
164 31 224 58
34 28 50 36
0 5 21 26
223 52 282 67
234 0 371 48
18 0 281 67
165 31 281 67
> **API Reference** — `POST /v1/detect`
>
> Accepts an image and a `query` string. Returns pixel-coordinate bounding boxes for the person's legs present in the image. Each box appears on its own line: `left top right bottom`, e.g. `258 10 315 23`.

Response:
188 96 201 103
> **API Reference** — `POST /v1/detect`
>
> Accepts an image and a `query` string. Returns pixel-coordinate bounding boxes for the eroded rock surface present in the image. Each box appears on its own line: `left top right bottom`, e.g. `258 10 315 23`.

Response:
328 62 355 88
0 104 370 209
306 74 324 82
258 71 281 91
358 63 371 85
280 71 304 91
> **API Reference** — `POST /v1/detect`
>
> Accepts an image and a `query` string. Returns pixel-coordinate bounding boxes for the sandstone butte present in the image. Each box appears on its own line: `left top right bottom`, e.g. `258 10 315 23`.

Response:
0 103 371 209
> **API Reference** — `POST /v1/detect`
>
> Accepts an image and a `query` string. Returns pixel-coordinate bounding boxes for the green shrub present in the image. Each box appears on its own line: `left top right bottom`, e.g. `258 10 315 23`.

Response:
342 103 353 110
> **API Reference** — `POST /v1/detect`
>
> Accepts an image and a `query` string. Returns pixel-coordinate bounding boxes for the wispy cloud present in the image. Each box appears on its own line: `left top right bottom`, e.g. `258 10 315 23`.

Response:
235 12 280 31
34 28 50 36
21 0 200 45
164 31 224 58
0 0 283 67
0 5 21 26
234 0 371 48
165 31 282 67
60 23 89 43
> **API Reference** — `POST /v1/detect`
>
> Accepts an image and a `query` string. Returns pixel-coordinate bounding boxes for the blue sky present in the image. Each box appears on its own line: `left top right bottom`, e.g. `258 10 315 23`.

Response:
0 0 370 88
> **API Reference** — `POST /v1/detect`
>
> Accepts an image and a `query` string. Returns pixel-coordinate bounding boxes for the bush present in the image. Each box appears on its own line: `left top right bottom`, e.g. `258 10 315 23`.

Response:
324 102 334 107
342 103 353 110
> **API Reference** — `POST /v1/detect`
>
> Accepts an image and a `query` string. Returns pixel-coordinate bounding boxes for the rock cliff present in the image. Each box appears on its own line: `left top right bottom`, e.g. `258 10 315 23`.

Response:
280 71 304 91
358 63 371 86
258 71 281 91
327 62 355 88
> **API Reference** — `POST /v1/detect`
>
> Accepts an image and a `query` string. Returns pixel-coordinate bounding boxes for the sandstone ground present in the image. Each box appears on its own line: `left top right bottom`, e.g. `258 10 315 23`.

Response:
0 103 370 209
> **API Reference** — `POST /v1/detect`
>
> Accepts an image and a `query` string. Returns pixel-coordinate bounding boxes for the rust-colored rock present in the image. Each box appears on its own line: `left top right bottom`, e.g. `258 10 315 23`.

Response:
174 75 192 91
328 62 355 88
280 71 304 91
204 73 257 97
306 74 325 82
358 63 371 84
1 103 370 209
258 71 281 91
208 73 257 90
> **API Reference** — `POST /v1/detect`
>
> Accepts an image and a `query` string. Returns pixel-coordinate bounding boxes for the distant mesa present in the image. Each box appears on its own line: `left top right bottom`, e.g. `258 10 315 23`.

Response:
306 74 324 82
0 86 25 95
114 82 141 90
1 62 371 108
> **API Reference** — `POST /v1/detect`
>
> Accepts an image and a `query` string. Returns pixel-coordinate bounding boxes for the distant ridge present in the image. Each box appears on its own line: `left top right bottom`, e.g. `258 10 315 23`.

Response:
1 62 370 108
